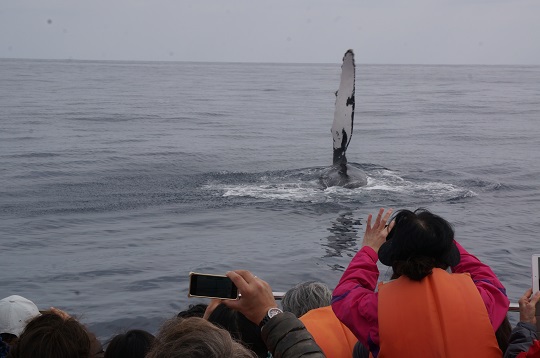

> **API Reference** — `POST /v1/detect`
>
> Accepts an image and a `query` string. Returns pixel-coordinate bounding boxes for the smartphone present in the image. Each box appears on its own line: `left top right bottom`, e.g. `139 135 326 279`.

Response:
533 254 540 294
188 272 239 300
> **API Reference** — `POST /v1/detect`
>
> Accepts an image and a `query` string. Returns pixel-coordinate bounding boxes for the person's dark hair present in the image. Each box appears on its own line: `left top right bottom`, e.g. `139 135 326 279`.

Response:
0 333 16 346
177 304 208 319
495 315 512 353
384 209 457 281
8 311 91 358
208 304 267 358
1 336 10 358
104 329 154 358
281 281 332 317
146 317 255 358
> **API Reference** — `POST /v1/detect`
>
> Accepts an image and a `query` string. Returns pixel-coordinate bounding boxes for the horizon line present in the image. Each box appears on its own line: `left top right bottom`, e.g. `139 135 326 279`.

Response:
1 56 538 67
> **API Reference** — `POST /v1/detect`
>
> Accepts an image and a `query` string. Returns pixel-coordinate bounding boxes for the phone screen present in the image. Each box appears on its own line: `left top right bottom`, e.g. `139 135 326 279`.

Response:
532 255 540 295
536 256 540 291
537 256 540 287
189 273 238 300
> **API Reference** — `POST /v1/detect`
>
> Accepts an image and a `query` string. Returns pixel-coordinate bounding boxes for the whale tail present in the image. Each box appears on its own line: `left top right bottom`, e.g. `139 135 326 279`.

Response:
320 50 367 189
331 49 355 175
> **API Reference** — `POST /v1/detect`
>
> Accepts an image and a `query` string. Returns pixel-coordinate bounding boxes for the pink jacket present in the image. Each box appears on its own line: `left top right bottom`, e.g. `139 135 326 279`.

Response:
331 241 509 357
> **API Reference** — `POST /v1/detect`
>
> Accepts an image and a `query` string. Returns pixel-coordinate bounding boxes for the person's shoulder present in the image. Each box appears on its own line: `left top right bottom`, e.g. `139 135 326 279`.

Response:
300 306 333 321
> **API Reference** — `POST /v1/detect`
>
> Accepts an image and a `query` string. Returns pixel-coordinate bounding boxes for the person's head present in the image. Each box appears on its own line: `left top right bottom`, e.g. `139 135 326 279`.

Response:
146 317 255 358
177 304 208 319
0 295 40 340
207 304 267 358
8 310 91 358
378 208 459 281
104 329 154 358
281 281 332 317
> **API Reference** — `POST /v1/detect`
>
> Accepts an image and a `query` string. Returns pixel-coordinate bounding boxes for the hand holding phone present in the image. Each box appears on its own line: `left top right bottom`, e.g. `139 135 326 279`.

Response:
188 272 239 300
222 270 278 325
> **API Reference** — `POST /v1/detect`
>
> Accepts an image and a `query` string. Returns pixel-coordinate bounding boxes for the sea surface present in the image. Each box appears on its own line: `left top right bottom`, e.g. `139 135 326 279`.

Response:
1 59 539 341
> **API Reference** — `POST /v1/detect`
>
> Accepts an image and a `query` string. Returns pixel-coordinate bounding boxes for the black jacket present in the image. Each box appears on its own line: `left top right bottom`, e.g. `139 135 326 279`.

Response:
504 322 538 358
261 312 325 358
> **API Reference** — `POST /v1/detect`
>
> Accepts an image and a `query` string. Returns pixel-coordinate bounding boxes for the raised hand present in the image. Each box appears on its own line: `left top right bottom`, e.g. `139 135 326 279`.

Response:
362 208 394 253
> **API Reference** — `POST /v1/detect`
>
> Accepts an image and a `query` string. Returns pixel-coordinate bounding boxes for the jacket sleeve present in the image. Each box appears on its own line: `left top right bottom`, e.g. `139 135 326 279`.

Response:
331 246 380 351
261 312 325 358
503 322 538 358
451 241 509 330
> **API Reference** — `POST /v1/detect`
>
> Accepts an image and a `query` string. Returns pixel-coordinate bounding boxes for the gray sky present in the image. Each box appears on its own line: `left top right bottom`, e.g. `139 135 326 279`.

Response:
1 0 539 64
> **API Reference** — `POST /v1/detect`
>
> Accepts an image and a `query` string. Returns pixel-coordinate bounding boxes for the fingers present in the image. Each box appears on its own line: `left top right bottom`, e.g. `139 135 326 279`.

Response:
518 288 540 308
222 270 276 324
366 214 373 229
519 288 533 305
203 299 222 320
222 295 241 311
226 270 263 300
531 291 540 306
519 288 540 325
382 208 393 225
374 208 384 227
226 270 253 292
230 270 257 283
364 208 394 236
370 208 393 229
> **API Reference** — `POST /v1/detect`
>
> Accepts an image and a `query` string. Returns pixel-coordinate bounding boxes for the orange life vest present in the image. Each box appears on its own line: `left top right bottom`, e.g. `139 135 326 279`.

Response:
377 268 501 358
300 305 358 358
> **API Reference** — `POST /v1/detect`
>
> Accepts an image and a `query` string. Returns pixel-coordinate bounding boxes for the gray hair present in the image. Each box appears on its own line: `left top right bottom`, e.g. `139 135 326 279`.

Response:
281 281 332 317
146 317 255 358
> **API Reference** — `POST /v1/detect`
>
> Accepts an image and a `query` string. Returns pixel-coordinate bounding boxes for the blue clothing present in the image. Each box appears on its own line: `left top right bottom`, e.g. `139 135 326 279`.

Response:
0 337 9 358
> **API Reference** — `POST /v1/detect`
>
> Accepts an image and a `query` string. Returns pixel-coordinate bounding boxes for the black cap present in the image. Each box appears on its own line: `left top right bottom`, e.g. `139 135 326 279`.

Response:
378 209 461 267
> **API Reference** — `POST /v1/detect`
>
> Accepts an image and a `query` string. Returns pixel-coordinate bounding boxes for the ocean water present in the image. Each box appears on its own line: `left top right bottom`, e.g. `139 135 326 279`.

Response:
1 59 539 340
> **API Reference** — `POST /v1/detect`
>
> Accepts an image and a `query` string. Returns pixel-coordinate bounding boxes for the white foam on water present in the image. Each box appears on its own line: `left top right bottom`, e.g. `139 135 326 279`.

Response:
365 169 477 199
203 181 326 202
202 168 477 203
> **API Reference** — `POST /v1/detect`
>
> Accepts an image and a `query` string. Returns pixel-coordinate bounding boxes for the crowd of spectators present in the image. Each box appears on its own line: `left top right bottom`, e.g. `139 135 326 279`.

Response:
1 208 538 357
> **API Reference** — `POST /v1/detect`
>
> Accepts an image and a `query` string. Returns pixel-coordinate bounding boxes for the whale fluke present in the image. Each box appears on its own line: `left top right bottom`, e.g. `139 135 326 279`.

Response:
332 49 355 170
321 49 367 189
